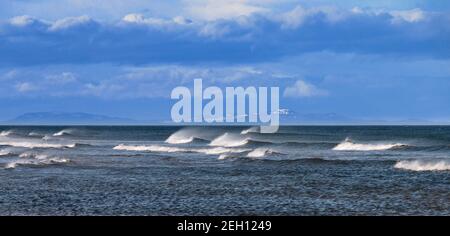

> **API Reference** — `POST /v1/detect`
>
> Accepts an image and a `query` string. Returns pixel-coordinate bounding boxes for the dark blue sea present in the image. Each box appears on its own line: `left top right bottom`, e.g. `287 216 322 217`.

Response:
0 126 449 215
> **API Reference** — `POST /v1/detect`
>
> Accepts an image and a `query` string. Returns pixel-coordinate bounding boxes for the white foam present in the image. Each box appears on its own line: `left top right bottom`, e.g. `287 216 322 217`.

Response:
53 129 73 136
4 157 69 169
5 159 35 169
28 132 43 137
113 144 249 156
394 160 450 171
209 133 249 147
333 138 405 151
114 144 187 152
197 147 249 155
165 134 194 144
0 149 12 156
218 154 232 160
165 128 213 144
241 127 260 134
0 140 75 149
0 130 12 137
246 148 270 158
42 135 53 141
19 152 49 160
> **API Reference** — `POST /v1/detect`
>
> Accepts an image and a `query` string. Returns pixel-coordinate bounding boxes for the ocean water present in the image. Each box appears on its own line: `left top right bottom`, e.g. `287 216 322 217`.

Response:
0 125 449 215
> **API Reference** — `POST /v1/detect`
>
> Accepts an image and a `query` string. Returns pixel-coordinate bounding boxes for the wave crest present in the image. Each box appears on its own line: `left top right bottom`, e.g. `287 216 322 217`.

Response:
5 155 70 169
209 133 249 147
53 129 74 137
0 149 12 156
241 127 260 134
0 140 75 149
247 148 282 158
113 144 249 155
0 130 13 137
394 160 450 172
333 138 406 151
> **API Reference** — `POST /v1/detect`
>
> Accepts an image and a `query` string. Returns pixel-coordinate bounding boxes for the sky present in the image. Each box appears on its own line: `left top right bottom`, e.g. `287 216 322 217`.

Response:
0 0 449 123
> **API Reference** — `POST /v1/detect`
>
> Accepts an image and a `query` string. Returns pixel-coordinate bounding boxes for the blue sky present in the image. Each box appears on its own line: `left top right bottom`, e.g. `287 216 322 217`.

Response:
0 0 449 123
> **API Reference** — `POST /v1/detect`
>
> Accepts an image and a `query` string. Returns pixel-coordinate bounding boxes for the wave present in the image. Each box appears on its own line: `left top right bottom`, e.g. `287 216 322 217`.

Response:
113 144 250 156
166 135 195 144
394 160 450 172
246 148 283 158
209 133 250 147
0 149 12 156
218 153 234 160
5 157 70 169
0 140 76 149
197 147 249 155
333 138 407 151
165 128 216 144
114 144 187 153
18 152 50 160
0 130 13 137
53 129 74 137
28 132 44 138
241 127 260 134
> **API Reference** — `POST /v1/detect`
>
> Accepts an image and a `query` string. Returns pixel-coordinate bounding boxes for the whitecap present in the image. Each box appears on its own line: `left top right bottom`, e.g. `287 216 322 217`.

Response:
114 144 187 153
0 140 75 149
5 156 69 169
0 130 13 137
394 160 450 172
209 133 249 147
165 128 213 144
113 144 249 156
333 138 406 151
0 149 12 156
53 129 74 137
241 127 260 134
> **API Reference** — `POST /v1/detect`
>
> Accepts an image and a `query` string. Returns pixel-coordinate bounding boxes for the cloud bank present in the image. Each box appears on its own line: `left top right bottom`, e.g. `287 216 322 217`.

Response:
1 6 449 66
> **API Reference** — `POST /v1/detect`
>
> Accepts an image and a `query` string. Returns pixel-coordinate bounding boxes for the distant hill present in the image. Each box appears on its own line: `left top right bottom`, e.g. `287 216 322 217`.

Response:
6 112 135 125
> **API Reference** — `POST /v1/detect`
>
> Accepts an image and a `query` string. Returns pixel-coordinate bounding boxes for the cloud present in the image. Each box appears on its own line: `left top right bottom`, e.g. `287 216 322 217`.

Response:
48 15 95 31
15 82 37 92
283 80 328 98
9 15 37 27
0 6 449 66
185 0 270 21
390 8 426 23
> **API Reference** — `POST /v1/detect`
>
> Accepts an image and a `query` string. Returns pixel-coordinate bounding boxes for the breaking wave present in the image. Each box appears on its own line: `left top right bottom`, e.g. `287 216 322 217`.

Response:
394 160 450 172
53 129 74 137
165 128 215 144
28 132 44 138
0 140 76 149
333 138 407 151
209 133 250 147
114 144 186 153
0 149 12 156
5 157 70 169
113 144 249 155
0 130 13 137
241 127 260 134
246 148 283 158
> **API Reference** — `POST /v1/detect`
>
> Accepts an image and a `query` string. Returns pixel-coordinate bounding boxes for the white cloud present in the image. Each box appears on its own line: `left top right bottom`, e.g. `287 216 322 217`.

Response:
121 13 192 28
390 8 426 23
49 15 93 31
15 82 37 93
185 0 269 21
45 72 77 84
283 80 328 98
9 15 38 27
278 5 348 29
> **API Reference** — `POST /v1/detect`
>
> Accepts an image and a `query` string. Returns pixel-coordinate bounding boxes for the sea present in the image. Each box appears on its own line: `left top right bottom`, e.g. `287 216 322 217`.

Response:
0 125 449 215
